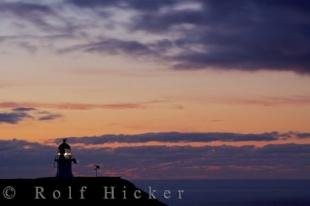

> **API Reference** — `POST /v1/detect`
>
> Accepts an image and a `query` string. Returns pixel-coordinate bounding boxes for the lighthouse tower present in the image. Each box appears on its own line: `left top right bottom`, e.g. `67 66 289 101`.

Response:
55 139 77 179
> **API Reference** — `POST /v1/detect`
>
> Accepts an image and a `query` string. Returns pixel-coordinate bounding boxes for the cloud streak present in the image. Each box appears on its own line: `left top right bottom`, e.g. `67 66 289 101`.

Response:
0 108 62 124
37 112 63 121
212 95 310 107
0 110 32 124
0 100 167 110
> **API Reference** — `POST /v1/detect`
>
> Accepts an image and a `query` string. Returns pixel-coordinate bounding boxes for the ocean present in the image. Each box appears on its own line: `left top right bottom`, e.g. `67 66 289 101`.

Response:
132 179 310 206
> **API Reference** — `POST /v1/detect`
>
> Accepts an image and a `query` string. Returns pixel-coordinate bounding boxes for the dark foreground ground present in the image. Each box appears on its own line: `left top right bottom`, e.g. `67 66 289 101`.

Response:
0 177 167 205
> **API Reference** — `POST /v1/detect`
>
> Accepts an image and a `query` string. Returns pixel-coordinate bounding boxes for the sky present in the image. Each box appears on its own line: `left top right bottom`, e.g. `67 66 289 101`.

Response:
0 0 310 179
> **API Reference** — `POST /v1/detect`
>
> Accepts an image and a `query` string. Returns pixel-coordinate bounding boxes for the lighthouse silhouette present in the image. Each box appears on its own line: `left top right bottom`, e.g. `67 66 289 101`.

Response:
55 139 77 178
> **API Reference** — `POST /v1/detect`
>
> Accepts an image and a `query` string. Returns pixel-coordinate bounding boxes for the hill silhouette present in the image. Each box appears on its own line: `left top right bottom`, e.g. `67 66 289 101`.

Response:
0 177 167 205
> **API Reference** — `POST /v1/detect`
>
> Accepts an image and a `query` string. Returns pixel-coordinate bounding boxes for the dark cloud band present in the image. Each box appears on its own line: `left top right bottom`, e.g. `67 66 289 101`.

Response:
58 132 280 144
0 138 310 179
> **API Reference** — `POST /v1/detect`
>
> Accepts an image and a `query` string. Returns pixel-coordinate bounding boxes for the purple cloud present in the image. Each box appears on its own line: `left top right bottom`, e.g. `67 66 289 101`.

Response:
0 108 62 124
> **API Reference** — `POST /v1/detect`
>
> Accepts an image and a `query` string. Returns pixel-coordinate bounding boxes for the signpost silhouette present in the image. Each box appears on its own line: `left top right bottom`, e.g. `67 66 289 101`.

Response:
94 164 100 177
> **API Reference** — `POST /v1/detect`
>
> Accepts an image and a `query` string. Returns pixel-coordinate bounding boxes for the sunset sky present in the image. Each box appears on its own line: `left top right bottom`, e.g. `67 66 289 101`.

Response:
0 0 310 179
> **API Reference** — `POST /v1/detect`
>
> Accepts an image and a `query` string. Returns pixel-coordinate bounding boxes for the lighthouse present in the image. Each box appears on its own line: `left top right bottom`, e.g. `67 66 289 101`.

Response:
55 139 77 179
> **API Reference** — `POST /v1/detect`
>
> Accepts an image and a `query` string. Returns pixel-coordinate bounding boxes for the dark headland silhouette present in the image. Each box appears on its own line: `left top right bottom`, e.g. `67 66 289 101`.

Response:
0 139 167 205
